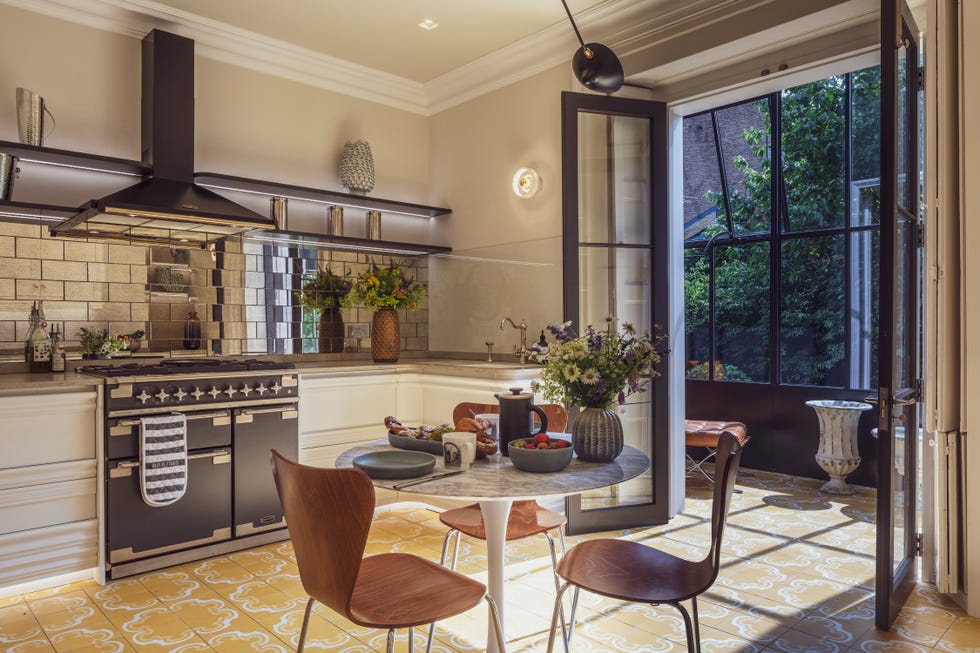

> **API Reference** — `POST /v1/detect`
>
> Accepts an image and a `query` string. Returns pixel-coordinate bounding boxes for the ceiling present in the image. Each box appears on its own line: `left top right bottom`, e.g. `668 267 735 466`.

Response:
151 0 615 83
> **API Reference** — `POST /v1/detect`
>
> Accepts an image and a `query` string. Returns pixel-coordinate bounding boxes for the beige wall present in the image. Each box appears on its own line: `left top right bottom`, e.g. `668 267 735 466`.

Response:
0 5 433 358
427 64 569 355
959 0 980 617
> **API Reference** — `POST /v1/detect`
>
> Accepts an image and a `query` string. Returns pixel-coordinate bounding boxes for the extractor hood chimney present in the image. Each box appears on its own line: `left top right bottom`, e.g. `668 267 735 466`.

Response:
51 30 275 246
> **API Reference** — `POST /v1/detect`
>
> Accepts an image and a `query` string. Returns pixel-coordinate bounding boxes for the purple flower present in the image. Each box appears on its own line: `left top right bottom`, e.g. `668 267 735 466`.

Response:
617 391 626 405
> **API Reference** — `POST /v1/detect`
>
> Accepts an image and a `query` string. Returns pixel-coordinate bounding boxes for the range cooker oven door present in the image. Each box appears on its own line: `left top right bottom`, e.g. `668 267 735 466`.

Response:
106 409 232 459
233 404 298 536
107 447 232 567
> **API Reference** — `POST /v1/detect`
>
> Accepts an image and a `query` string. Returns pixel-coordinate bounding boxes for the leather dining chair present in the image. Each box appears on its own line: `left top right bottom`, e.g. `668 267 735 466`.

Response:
545 431 745 653
270 450 506 653
425 402 570 653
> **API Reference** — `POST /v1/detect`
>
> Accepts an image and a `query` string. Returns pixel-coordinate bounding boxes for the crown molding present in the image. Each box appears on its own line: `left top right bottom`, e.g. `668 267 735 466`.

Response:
3 0 808 116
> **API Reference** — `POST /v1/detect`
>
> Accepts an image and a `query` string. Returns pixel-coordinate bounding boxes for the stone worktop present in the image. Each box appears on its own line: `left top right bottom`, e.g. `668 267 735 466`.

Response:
0 358 541 391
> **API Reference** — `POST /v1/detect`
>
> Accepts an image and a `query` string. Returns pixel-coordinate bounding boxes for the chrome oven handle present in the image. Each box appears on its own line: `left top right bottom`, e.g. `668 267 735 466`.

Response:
239 406 298 417
114 410 230 427
115 449 230 469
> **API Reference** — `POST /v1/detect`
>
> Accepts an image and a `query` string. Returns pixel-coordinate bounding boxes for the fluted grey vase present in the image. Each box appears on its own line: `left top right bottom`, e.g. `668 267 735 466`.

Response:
571 407 623 462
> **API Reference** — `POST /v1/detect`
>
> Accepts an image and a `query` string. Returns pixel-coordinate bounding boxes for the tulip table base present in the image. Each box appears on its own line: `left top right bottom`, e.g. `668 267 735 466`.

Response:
337 438 649 653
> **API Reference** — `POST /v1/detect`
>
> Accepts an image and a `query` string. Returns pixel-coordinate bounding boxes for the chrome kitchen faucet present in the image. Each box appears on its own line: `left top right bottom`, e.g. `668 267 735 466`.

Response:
500 317 529 365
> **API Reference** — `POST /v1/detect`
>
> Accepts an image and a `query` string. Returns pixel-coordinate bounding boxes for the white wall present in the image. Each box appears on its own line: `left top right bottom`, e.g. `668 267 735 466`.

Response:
427 64 569 355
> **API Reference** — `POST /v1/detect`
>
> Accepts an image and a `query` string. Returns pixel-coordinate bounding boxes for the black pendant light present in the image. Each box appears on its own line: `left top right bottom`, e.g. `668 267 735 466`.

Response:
560 0 624 93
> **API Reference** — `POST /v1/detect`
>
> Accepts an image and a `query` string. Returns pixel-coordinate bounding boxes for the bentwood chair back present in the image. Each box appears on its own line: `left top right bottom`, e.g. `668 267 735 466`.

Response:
270 450 506 653
545 431 744 653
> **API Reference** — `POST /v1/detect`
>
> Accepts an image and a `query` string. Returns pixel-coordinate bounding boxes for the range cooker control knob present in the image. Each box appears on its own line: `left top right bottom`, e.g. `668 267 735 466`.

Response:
271 382 282 395
208 386 221 399
155 388 170 402
241 384 253 397
136 389 151 404
224 385 237 398
173 388 187 402
191 387 204 400
256 383 268 395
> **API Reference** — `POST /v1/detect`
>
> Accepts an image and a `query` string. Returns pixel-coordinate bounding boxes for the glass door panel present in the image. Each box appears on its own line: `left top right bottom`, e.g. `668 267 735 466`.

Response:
562 92 669 533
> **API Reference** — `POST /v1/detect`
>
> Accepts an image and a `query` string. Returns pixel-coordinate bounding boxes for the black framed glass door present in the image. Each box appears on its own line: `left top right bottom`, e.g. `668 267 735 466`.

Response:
561 91 670 533
876 0 922 630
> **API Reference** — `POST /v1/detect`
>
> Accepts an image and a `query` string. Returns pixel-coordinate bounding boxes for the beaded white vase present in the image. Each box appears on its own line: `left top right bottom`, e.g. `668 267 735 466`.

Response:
338 140 375 195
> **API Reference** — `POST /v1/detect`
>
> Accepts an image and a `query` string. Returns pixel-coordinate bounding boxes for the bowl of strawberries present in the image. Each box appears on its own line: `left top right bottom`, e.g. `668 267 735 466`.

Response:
507 434 573 473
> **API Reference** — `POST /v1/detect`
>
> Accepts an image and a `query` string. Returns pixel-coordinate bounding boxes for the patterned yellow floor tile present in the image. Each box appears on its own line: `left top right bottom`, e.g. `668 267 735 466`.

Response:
4 639 58 652
766 627 846 653
1 603 45 648
47 625 136 653
115 605 204 650
933 615 980 653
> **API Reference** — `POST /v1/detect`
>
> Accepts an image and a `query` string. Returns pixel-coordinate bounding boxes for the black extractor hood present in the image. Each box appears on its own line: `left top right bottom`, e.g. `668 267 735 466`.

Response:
51 30 274 246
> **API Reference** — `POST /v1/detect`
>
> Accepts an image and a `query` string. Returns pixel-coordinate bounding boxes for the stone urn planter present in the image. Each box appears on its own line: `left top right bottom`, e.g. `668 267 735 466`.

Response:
806 399 872 495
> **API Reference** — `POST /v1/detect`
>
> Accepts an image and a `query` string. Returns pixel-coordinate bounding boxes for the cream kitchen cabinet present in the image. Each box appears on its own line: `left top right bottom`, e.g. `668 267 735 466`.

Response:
0 386 100 597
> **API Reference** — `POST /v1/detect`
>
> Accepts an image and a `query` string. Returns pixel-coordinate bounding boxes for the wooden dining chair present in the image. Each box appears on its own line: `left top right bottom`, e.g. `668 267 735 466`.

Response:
545 431 745 653
270 450 506 653
426 402 570 653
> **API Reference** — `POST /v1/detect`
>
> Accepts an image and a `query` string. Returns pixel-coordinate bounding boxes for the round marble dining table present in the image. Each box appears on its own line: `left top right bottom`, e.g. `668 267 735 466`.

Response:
336 439 650 653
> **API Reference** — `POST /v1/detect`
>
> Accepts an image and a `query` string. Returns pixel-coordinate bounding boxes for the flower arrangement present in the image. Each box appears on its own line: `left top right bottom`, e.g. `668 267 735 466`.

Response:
295 266 352 311
78 327 125 357
531 318 666 409
342 260 425 311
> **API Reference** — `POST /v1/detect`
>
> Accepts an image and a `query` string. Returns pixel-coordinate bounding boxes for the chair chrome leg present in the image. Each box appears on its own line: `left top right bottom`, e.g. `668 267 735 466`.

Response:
438 529 454 566
546 582 574 653
428 530 460 653
408 626 415 653
544 532 569 644
297 597 314 653
485 593 508 653
691 596 702 652
668 600 698 653
385 628 396 653
451 529 461 570
568 586 580 643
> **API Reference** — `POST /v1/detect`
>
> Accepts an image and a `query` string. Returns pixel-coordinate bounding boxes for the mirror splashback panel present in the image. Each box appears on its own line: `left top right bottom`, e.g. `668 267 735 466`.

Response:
0 221 428 359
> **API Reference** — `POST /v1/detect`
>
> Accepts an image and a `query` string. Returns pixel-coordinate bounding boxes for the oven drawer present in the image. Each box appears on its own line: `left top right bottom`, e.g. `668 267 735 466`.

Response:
106 410 232 460
106 448 232 564
233 404 298 536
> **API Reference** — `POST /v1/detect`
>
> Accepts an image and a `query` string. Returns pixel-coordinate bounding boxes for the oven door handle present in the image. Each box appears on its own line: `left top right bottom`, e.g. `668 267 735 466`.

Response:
113 410 231 428
114 448 231 469
236 406 299 424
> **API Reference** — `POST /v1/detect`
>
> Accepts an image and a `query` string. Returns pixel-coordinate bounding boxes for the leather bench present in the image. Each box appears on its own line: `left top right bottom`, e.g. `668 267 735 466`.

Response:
685 420 750 486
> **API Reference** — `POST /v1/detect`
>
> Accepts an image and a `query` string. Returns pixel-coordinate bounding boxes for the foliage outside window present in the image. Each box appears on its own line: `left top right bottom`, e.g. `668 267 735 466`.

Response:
684 67 880 389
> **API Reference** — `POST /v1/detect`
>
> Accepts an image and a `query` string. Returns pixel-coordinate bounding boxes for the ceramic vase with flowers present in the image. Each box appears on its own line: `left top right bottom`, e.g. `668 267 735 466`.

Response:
343 260 425 363
532 319 665 462
296 266 352 354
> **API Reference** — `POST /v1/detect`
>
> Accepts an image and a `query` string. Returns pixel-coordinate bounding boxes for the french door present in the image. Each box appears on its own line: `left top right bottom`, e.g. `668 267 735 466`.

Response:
876 0 923 630
561 91 671 533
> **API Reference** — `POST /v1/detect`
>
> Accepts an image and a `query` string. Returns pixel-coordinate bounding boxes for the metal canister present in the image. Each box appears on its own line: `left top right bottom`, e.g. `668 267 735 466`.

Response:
0 154 16 200
326 205 344 236
270 196 288 230
366 210 382 240
16 88 51 147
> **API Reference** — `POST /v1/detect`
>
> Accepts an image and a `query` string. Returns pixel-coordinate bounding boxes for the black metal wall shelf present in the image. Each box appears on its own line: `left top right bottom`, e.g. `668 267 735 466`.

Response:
243 229 451 257
195 172 451 219
0 140 148 176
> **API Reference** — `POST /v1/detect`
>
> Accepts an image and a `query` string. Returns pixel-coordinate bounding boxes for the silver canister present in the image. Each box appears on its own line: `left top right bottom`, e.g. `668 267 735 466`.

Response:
0 154 17 201
16 88 53 147
326 205 344 236
366 210 382 240
270 196 288 230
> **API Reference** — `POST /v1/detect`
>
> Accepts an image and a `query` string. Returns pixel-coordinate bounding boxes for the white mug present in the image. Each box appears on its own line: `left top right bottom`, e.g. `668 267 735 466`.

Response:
443 431 476 471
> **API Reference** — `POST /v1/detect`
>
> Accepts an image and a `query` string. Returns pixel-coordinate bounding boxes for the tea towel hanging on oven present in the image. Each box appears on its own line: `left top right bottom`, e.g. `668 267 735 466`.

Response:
139 412 188 507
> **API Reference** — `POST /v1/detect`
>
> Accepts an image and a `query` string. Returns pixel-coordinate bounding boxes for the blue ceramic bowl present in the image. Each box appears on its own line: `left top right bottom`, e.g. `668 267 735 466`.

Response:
507 438 573 473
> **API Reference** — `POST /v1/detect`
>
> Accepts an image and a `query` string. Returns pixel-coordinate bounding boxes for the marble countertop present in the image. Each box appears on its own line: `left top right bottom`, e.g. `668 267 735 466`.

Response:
0 358 540 391
336 439 650 502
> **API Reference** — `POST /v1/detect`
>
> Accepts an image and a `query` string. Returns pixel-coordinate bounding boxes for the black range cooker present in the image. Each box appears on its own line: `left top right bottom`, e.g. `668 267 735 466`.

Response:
78 358 299 579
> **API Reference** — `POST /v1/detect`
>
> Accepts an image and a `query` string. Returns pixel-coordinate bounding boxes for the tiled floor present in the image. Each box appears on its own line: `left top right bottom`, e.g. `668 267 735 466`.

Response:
2 470 978 653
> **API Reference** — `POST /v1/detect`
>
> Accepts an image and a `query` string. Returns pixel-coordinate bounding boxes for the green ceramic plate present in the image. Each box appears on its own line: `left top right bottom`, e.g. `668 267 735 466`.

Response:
352 450 436 479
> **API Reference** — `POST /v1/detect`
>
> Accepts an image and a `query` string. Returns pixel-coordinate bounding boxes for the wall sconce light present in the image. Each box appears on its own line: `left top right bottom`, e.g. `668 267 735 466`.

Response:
512 167 541 199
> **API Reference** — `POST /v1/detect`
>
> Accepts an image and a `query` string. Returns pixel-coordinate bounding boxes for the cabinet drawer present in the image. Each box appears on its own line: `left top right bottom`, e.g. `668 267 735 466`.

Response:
0 477 97 536
0 392 96 469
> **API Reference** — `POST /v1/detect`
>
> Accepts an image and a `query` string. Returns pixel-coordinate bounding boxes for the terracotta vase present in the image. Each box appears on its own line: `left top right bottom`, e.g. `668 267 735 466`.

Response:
571 407 624 462
318 307 345 354
371 308 400 363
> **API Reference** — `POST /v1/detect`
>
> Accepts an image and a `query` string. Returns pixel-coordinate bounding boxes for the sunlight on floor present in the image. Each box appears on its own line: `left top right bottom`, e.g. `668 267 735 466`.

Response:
1 470 977 652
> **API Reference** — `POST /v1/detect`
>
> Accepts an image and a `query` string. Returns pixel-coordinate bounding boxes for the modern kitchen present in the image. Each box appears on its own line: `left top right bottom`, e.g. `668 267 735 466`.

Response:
2 1 980 652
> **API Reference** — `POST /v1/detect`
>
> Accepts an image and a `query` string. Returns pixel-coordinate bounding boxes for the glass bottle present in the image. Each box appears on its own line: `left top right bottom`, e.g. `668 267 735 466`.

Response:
183 311 201 350
50 324 65 373
25 301 51 372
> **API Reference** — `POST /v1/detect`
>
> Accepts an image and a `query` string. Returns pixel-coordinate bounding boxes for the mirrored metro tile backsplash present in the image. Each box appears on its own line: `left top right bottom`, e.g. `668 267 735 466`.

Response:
0 221 428 359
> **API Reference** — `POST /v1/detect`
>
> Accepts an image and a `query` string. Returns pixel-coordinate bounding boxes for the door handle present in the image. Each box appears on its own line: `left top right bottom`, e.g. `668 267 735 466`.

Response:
893 387 918 405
